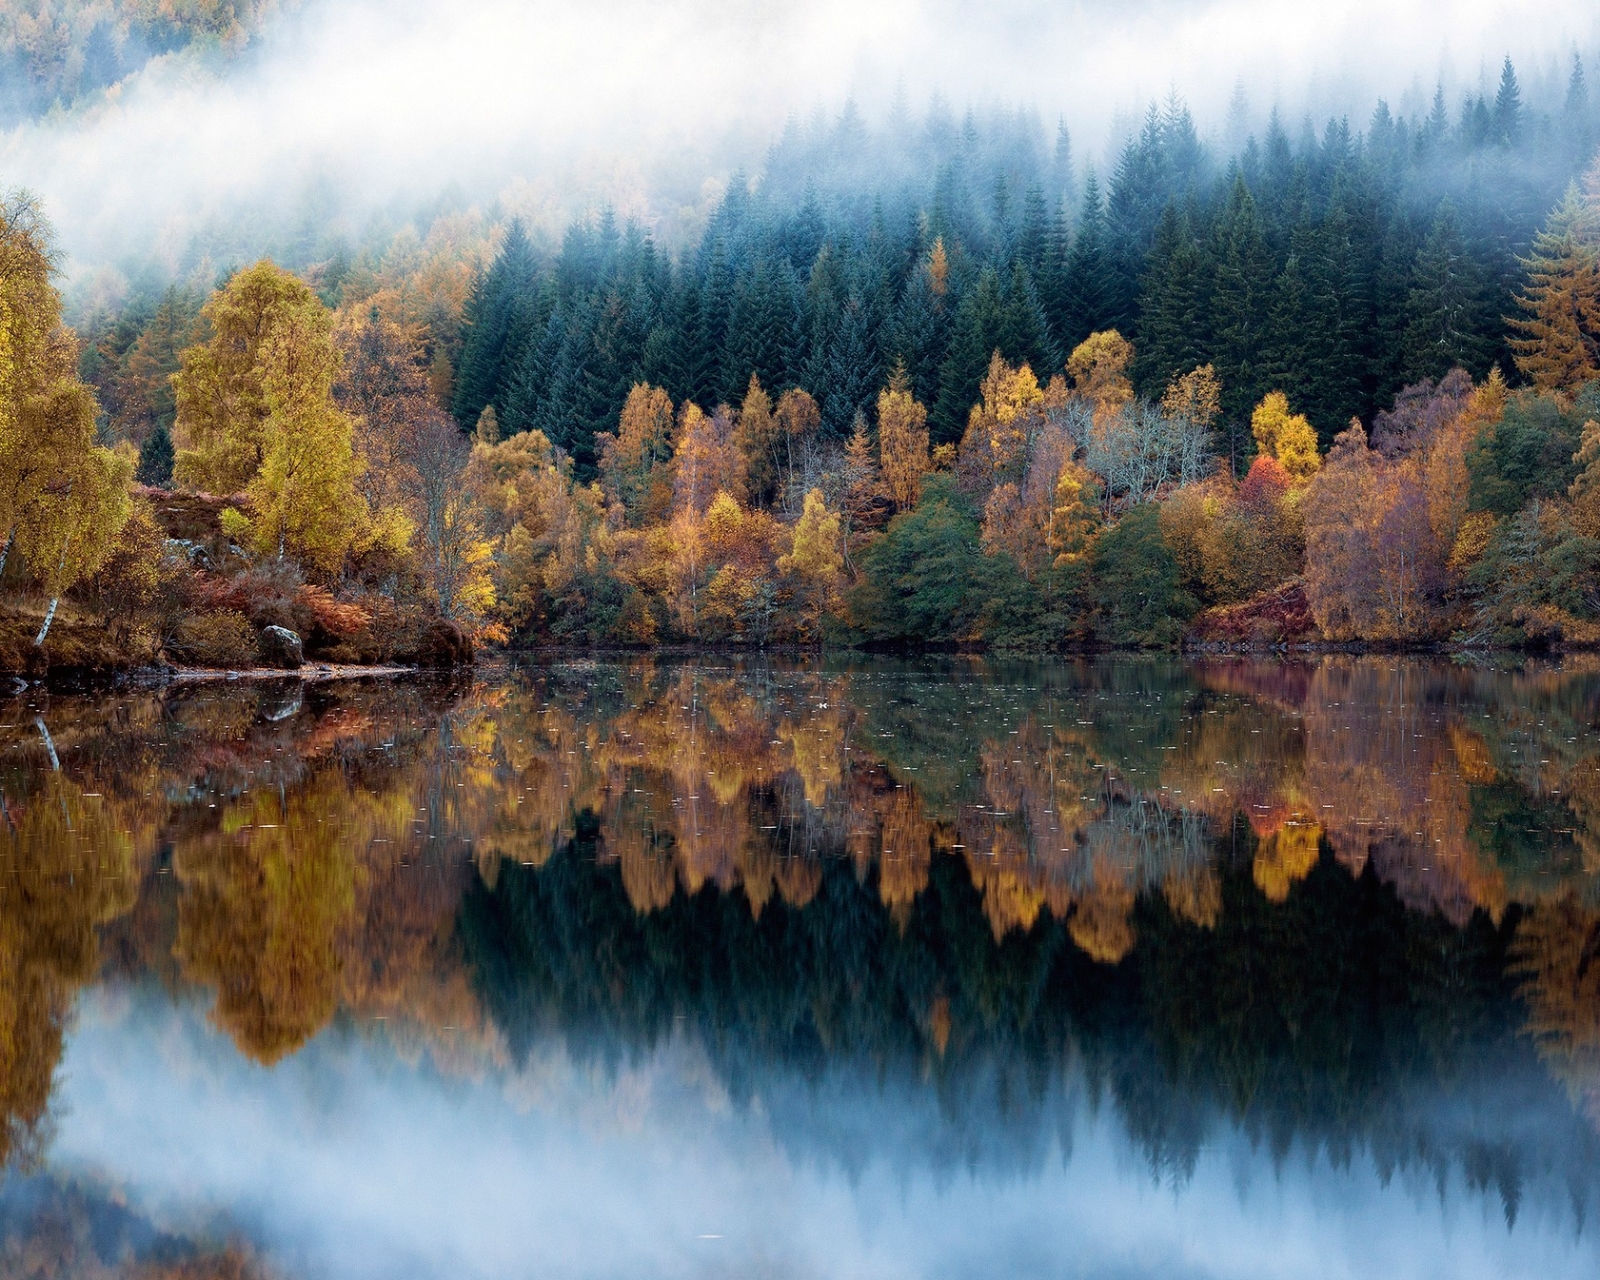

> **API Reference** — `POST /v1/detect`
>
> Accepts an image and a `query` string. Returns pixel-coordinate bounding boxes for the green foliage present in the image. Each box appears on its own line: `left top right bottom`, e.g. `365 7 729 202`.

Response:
1467 386 1600 516
848 476 987 644
136 421 174 486
1089 503 1196 647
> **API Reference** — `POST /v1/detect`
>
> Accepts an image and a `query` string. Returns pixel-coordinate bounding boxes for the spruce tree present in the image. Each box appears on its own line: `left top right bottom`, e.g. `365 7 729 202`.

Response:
932 267 1005 442
1135 203 1207 393
1494 57 1524 146
136 421 174 487
1057 172 1113 353
450 219 539 427
1210 174 1276 422
1403 204 1492 380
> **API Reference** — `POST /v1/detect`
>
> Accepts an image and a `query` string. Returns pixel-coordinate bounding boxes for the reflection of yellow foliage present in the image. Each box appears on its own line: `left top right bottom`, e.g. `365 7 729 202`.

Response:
1253 821 1322 903
781 711 843 808
175 784 360 1065
1069 882 1137 964
0 774 133 1166
1448 724 1500 785
1163 865 1221 928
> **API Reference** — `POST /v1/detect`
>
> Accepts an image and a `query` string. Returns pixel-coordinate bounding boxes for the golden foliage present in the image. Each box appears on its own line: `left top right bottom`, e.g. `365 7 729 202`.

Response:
1509 178 1600 393
1161 364 1222 429
1067 330 1135 414
877 365 929 512
1250 391 1320 482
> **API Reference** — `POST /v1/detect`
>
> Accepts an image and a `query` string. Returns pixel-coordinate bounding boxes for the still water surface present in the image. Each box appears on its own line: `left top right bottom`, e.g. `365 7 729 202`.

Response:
2 656 1600 1278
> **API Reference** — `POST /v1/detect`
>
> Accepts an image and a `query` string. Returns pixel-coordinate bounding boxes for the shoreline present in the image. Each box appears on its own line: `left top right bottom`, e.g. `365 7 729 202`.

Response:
6 640 1591 692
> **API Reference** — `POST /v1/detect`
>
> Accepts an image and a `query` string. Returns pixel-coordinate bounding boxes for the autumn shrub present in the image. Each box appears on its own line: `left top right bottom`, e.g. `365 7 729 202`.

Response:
168 610 257 667
71 497 169 656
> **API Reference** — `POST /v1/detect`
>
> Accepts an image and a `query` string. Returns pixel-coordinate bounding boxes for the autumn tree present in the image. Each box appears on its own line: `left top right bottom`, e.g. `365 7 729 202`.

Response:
1571 417 1600 537
672 403 746 516
957 352 1048 499
1249 391 1320 481
177 262 399 574
1509 180 1600 392
598 383 675 525
400 407 495 624
734 375 784 508
1067 330 1135 414
779 488 844 636
174 261 325 494
1161 364 1222 433
221 301 396 572
0 194 133 643
466 429 615 640
877 364 930 512
1302 423 1446 640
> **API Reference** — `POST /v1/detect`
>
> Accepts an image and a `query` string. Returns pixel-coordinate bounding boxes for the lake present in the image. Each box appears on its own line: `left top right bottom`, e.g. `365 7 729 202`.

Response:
2 655 1599 1279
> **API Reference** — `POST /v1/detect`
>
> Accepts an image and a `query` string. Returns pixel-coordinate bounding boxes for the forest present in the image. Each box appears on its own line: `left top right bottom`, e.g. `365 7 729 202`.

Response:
5 57 1600 669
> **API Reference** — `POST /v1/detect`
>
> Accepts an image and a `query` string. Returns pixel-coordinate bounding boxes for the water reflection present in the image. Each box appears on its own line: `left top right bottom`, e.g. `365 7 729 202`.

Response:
0 656 1597 1277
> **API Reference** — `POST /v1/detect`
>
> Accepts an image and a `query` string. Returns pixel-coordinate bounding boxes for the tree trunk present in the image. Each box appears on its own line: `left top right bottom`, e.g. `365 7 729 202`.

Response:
34 529 72 647
34 596 61 647
0 525 14 580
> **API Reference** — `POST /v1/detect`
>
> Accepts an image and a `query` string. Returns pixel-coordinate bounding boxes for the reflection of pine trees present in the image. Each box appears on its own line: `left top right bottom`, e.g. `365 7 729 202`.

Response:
461 833 1600 1227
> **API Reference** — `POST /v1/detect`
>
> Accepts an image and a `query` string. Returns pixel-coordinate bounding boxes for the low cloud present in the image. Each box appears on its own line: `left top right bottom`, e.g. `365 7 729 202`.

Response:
2 0 1594 276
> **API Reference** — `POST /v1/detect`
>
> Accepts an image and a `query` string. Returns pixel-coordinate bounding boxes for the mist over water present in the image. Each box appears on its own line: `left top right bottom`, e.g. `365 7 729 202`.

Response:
3 0 1597 278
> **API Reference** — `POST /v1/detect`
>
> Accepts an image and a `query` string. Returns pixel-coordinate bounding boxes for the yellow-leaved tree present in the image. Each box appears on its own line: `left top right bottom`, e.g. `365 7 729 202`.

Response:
0 194 132 644
1067 330 1135 415
1509 177 1600 393
877 363 929 512
779 488 843 636
175 261 402 572
1250 391 1321 482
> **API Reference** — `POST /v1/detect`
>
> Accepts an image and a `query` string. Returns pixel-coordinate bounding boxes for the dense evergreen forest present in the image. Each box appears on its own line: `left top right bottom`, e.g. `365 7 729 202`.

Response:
442 58 1590 470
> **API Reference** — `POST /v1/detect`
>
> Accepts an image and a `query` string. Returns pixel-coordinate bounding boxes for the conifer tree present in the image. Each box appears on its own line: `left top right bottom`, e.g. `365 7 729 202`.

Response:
1509 182 1600 392
1493 57 1524 146
1057 171 1113 351
1403 204 1491 379
451 220 539 427
136 421 174 486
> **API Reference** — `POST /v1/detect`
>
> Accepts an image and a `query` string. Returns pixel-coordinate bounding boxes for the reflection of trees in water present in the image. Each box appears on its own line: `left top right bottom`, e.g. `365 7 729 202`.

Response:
0 1169 270 1279
0 762 133 1170
463 835 1599 1228
0 656 1598 1225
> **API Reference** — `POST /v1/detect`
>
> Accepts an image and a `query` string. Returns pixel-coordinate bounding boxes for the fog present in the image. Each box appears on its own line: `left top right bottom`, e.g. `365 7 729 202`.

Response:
34 987 1598 1280
2 0 1597 282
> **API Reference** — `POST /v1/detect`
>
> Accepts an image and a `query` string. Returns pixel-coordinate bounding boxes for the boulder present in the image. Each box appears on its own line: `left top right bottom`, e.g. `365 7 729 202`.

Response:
415 618 473 668
258 625 304 670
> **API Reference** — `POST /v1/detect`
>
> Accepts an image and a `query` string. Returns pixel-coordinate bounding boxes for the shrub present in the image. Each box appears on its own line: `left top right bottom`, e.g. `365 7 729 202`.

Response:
167 610 257 667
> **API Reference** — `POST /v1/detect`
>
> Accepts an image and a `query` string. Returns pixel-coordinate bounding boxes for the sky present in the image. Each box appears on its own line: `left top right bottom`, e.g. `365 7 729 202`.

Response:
2 0 1597 279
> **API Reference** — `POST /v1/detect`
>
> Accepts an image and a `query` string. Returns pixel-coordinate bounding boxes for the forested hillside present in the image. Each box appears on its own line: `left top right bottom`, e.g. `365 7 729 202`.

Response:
439 60 1590 473
3 60 1600 669
0 0 287 122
